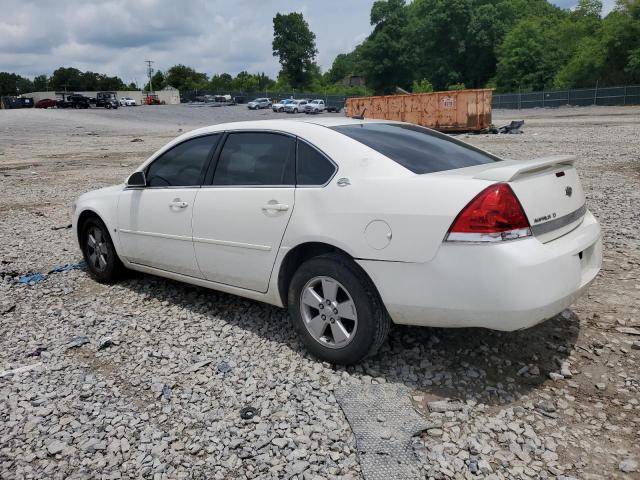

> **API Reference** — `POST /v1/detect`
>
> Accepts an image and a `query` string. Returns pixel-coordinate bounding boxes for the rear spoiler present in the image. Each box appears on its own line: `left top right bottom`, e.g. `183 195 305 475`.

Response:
473 155 576 182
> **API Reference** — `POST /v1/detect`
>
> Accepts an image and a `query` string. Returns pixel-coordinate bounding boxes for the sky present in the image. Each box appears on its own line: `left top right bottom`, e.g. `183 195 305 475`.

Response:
0 0 617 85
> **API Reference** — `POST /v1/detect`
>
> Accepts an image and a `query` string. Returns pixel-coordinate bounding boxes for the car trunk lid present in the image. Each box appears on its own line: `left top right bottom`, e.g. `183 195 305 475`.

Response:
473 155 586 242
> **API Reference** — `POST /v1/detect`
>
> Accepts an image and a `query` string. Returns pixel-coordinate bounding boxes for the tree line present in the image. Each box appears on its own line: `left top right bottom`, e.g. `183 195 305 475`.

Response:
0 68 136 97
330 0 640 93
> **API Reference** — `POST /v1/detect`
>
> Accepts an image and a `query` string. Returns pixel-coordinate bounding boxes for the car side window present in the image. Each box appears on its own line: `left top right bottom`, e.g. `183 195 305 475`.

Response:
146 134 219 187
296 140 336 186
212 132 295 186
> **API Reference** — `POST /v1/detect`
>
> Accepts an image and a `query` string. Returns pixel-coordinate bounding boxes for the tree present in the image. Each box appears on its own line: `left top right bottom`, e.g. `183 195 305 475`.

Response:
209 73 233 91
554 2 640 87
272 12 318 89
50 67 83 91
358 0 413 93
145 70 165 91
33 75 48 91
165 65 208 91
0 72 33 96
412 79 433 93
494 18 565 91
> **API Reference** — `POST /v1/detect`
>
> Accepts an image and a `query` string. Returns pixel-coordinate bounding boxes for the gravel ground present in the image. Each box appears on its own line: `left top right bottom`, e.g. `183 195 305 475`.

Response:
1 104 639 480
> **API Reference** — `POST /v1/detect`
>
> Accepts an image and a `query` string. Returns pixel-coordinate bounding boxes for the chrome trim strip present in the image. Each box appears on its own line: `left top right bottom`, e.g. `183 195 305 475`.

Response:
120 229 272 251
119 229 191 242
531 204 586 236
445 228 531 243
192 236 271 251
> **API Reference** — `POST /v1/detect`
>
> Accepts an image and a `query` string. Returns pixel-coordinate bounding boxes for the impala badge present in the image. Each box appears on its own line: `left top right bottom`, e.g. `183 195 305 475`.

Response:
565 186 573 197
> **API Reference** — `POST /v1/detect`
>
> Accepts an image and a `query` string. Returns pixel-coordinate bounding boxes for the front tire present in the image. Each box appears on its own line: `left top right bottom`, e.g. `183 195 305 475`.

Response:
288 253 391 365
80 216 125 284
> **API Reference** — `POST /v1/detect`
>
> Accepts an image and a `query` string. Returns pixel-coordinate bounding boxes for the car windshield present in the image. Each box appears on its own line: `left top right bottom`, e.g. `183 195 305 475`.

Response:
331 123 501 174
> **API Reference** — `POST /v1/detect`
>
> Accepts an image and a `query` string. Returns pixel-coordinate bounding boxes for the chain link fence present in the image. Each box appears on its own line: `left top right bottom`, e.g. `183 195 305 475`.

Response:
493 85 640 109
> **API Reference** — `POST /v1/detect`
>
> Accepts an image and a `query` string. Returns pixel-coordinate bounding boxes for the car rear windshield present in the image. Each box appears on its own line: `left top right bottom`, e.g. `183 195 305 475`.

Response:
331 123 501 174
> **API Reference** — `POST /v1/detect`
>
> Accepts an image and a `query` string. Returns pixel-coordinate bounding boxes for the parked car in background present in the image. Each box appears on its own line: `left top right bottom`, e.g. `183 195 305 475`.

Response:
304 99 325 114
35 98 57 109
272 99 293 112
70 118 602 364
94 91 119 109
284 99 308 113
325 101 343 113
119 97 137 106
247 98 272 110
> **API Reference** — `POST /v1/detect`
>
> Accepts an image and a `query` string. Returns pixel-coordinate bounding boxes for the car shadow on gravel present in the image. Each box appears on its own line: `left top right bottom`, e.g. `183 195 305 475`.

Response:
365 314 580 407
118 273 579 407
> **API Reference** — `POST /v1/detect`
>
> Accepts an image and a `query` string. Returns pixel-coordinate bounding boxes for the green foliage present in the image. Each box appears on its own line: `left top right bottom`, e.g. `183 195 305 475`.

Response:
32 75 48 91
165 65 208 91
554 4 640 88
494 18 564 91
272 12 319 89
447 83 466 91
358 0 413 93
0 72 33 96
145 70 166 91
324 52 359 84
412 79 433 93
329 0 640 94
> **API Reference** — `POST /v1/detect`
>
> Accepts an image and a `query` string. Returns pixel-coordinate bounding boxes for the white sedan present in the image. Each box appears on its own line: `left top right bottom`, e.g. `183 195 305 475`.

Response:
119 97 137 106
72 118 602 364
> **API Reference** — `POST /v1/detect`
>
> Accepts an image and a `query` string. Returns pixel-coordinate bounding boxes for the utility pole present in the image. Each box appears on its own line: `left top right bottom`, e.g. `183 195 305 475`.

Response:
145 60 154 92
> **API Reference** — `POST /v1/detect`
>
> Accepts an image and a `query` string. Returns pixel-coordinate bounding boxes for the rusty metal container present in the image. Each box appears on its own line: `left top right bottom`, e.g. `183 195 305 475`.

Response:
345 89 493 132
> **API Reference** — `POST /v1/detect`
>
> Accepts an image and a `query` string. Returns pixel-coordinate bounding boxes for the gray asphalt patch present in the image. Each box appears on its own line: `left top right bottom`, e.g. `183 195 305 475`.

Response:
335 383 431 480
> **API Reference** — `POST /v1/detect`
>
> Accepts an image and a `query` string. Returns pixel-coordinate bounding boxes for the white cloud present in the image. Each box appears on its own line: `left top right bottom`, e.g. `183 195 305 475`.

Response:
0 0 376 84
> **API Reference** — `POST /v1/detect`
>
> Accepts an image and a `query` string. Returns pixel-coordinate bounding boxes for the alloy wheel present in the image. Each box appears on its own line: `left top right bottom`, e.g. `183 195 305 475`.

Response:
86 226 109 272
299 276 358 349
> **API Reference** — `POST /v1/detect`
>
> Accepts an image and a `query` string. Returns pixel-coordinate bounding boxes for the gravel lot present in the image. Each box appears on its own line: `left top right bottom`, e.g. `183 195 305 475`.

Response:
1 104 639 479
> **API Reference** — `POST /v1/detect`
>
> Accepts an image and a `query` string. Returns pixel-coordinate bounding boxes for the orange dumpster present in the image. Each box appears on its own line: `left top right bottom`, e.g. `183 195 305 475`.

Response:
345 89 493 132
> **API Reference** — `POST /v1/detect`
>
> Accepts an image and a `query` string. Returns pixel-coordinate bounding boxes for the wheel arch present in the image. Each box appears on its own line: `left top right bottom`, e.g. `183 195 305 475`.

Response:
75 207 120 255
76 208 102 241
276 241 380 307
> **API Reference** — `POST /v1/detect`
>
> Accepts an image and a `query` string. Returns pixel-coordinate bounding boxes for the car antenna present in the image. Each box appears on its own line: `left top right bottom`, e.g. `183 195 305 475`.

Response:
351 108 366 120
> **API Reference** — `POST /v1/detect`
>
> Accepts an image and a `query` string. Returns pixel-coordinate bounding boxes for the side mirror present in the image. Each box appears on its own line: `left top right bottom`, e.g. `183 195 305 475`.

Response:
127 171 146 187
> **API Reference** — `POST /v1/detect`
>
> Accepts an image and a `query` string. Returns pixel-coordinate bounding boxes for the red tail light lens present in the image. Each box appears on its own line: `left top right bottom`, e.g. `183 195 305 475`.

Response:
446 183 531 242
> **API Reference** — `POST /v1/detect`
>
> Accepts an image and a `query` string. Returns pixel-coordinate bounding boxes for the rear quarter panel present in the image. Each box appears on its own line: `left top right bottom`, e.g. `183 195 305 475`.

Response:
280 127 493 263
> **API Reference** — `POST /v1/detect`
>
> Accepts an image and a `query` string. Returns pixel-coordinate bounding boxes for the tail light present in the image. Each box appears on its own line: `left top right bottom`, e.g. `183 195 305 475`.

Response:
445 183 531 242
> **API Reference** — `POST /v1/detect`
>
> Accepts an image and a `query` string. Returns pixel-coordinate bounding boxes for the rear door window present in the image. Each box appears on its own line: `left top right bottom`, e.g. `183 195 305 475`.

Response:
331 123 501 174
212 132 295 186
146 134 220 187
296 141 336 186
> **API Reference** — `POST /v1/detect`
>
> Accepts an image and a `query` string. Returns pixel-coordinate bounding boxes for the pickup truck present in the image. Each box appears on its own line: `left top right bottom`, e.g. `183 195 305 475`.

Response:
57 94 91 109
304 99 325 114
284 99 308 113
93 91 119 109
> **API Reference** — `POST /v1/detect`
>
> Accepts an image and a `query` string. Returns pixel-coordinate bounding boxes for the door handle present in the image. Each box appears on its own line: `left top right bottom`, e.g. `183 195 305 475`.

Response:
262 203 289 212
169 201 189 209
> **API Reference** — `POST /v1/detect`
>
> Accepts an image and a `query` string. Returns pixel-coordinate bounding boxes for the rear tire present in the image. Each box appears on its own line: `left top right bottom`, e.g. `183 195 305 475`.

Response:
288 253 390 365
80 216 125 284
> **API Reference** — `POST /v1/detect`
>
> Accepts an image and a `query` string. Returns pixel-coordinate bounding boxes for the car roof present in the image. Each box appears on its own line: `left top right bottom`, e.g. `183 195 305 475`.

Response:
181 117 393 138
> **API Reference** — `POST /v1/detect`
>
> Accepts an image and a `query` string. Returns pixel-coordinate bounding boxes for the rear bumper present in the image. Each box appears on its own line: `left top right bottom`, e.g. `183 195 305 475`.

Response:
357 210 602 331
